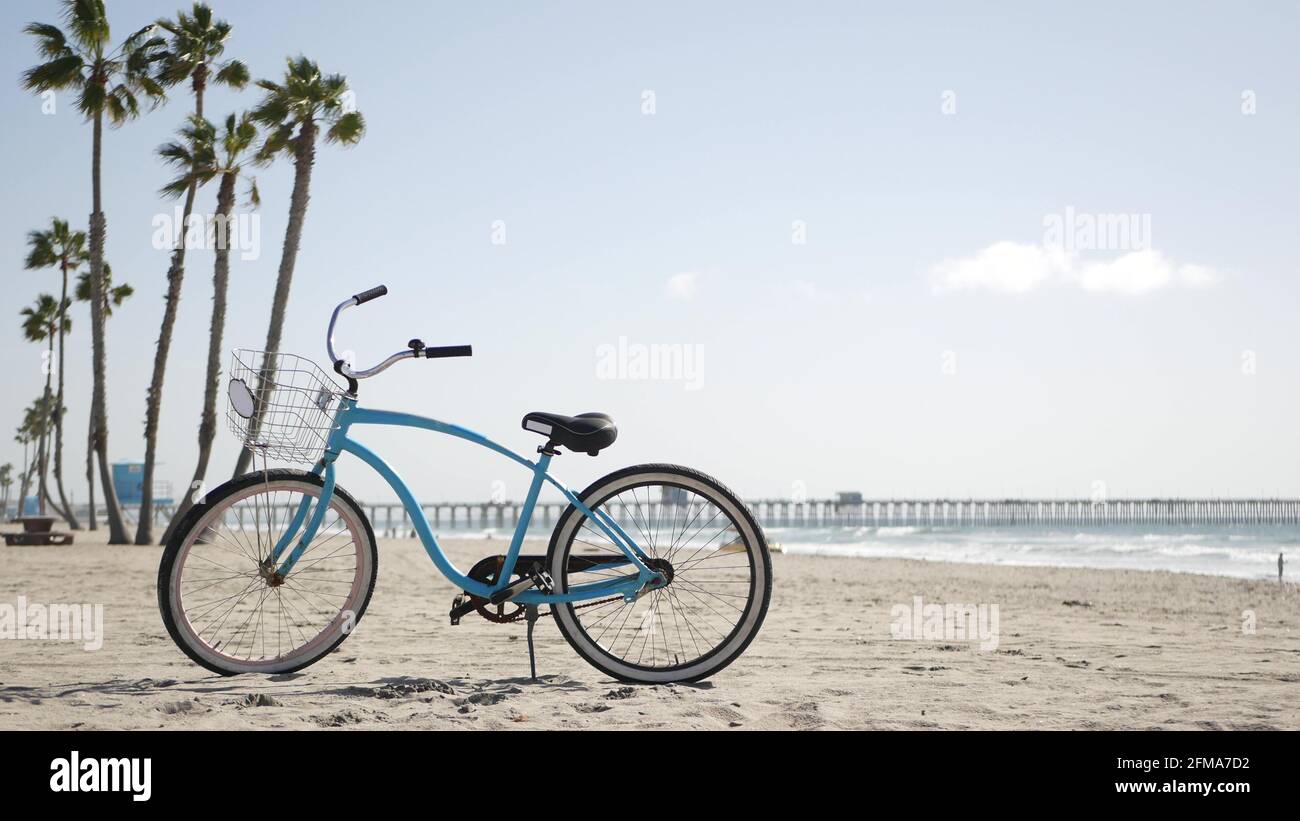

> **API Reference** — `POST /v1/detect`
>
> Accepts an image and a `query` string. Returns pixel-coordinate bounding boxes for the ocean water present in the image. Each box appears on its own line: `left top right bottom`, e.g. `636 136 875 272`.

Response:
768 524 1300 580
418 522 1297 580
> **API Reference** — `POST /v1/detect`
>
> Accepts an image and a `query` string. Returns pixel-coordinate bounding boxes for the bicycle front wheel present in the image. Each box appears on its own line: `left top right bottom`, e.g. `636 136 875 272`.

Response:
158 469 378 676
548 464 772 683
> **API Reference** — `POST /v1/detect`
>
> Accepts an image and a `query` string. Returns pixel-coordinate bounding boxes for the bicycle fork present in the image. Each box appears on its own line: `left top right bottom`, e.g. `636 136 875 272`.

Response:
265 460 333 582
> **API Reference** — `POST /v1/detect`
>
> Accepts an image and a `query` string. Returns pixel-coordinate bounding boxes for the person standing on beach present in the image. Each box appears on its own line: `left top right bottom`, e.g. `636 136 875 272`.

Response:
1280 553 1285 584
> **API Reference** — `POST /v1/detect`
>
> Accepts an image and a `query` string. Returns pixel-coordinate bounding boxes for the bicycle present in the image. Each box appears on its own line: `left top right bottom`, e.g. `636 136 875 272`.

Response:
158 285 772 683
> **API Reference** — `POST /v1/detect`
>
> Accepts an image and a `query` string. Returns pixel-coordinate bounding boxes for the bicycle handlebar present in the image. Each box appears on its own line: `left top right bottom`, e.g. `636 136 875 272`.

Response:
352 285 388 304
326 285 471 388
422 344 473 359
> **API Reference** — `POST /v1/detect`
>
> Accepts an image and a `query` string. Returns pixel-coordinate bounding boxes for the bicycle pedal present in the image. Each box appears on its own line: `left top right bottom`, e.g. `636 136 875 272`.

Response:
528 565 555 595
449 593 477 626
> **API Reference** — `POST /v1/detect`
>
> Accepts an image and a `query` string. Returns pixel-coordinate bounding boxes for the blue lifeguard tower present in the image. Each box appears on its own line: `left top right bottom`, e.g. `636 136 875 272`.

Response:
112 461 173 506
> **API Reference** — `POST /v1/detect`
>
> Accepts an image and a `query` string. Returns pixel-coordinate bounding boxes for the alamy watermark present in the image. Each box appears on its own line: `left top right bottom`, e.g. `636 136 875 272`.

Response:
50 751 151 802
596 336 704 390
152 207 261 261
890 595 1000 651
0 596 104 651
1043 205 1151 254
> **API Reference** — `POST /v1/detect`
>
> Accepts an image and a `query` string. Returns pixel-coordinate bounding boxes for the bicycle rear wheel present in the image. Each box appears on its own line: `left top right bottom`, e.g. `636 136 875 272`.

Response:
158 469 378 676
547 464 772 683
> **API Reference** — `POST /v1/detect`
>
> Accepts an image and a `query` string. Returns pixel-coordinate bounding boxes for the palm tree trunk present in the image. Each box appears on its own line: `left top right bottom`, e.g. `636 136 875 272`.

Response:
45 486 73 519
88 109 130 544
162 172 235 544
37 334 54 516
138 85 208 544
53 261 81 529
86 421 97 530
20 464 37 517
17 442 32 518
233 122 317 477
135 186 196 543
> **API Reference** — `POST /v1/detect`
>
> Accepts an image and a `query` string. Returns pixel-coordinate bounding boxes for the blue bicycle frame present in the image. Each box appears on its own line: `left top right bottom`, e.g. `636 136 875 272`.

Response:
263 397 661 605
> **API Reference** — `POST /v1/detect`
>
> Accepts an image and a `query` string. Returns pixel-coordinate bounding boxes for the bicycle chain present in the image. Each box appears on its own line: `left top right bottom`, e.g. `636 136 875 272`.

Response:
497 594 625 623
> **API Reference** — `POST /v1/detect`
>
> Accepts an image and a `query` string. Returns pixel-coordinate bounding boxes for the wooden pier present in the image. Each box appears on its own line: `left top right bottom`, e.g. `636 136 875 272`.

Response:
20 498 1295 540
353 498 1300 537
743 498 1300 528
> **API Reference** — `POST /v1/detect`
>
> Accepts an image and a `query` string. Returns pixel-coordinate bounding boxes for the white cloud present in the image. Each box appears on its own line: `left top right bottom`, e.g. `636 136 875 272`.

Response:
931 241 1067 294
931 243 1223 296
665 271 699 300
1074 249 1172 294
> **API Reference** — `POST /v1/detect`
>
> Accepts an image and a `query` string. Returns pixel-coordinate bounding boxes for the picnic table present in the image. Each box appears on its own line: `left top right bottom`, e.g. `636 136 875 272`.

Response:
2 516 74 546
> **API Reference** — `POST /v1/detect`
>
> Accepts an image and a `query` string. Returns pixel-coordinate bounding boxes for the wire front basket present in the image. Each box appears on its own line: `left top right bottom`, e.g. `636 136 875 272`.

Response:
226 349 347 465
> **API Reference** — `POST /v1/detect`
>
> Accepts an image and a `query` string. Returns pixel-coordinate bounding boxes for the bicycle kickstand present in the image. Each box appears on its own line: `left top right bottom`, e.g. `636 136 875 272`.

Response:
524 604 540 681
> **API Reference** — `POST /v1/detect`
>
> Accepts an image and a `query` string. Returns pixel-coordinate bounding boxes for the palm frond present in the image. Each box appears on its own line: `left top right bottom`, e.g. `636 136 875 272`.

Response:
250 91 291 128
156 140 192 167
229 113 258 154
24 232 57 270
214 58 249 89
20 294 60 343
131 73 168 102
75 265 133 315
159 175 196 199
192 2 213 30
321 73 347 101
108 283 134 307
154 55 192 86
325 110 365 146
124 36 167 81
76 80 105 117
287 55 318 83
74 272 92 303
61 0 110 52
254 122 294 164
119 23 161 53
104 84 138 125
23 22 72 58
21 54 85 91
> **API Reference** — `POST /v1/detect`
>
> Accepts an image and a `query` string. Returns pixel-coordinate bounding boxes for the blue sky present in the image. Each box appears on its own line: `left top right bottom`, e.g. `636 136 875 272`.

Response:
1 0 1297 505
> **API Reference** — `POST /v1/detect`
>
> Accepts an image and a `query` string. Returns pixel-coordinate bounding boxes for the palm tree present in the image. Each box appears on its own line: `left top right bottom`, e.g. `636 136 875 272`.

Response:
76 263 135 311
74 263 133 531
0 464 13 522
15 428 34 519
17 398 55 520
158 113 260 543
22 0 167 544
24 218 89 529
136 2 248 544
232 56 365 477
20 295 69 520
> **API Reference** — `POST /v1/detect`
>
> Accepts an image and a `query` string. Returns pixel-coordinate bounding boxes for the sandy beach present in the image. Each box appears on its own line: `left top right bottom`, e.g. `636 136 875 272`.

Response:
2 528 1297 730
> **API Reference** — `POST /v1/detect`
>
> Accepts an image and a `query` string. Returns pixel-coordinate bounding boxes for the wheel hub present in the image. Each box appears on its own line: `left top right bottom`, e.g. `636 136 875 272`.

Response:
258 559 285 587
645 557 675 586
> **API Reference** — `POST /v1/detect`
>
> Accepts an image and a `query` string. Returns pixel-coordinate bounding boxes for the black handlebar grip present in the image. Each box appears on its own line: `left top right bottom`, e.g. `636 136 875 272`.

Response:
424 345 473 359
353 285 388 305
